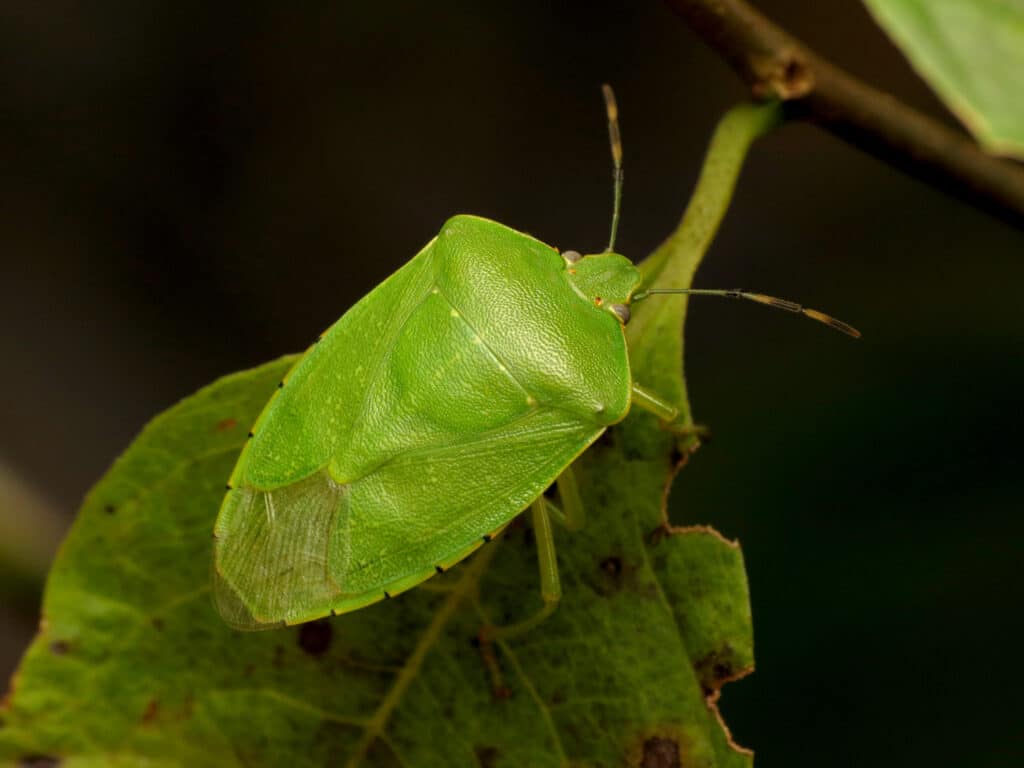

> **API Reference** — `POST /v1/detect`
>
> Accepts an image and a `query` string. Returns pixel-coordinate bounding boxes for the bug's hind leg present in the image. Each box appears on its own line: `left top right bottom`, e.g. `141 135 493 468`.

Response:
631 382 711 447
480 496 562 645
481 465 583 638
478 467 583 695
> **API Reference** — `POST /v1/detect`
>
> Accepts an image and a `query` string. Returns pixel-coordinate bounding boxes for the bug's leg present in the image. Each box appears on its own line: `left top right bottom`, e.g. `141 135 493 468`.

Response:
545 465 585 532
631 382 711 444
477 495 561 696
478 475 580 695
478 498 563 695
482 498 561 642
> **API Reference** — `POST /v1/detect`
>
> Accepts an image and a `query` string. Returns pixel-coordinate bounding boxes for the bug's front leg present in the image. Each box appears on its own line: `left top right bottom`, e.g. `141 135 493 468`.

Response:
630 382 711 447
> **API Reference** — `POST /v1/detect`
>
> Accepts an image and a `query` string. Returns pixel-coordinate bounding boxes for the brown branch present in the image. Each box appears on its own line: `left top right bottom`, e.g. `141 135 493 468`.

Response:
664 0 1024 230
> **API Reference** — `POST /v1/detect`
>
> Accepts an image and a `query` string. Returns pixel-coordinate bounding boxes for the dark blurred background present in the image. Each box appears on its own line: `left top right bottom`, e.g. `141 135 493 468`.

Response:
1 1 1021 765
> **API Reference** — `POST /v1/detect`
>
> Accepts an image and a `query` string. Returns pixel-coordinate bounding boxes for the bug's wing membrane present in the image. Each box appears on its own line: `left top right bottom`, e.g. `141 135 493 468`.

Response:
215 408 603 627
213 472 349 630
333 408 602 603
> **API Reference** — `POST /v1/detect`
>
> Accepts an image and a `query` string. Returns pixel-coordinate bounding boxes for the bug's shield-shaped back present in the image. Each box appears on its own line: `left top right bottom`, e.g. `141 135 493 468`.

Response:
213 215 629 630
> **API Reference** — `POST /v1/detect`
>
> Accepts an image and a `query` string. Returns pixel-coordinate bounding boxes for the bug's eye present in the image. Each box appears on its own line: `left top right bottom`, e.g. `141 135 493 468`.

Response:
562 250 583 264
609 303 631 324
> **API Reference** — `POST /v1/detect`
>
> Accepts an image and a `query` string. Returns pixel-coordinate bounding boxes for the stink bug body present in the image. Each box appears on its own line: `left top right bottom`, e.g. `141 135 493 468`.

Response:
212 88 856 631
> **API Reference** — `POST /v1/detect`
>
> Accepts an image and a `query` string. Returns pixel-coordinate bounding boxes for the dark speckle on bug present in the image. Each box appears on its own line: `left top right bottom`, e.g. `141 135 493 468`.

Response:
297 621 333 657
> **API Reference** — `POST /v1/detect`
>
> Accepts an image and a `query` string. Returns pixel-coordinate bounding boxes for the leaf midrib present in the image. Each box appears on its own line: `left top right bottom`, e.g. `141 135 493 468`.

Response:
343 536 501 767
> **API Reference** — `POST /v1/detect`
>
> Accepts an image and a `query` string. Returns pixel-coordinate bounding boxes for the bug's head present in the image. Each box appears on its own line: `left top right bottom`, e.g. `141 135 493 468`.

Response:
558 86 639 326
562 250 642 325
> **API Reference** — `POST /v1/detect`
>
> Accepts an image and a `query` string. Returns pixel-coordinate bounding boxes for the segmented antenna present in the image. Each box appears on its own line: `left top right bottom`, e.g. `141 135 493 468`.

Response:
602 84 623 253
631 288 861 338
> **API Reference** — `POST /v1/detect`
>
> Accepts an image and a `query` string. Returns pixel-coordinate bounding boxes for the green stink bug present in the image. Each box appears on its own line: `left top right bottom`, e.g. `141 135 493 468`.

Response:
212 88 856 632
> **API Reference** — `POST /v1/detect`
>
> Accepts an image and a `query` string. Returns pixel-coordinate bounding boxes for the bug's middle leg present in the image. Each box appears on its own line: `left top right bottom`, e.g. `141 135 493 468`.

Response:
631 382 711 444
544 464 585 532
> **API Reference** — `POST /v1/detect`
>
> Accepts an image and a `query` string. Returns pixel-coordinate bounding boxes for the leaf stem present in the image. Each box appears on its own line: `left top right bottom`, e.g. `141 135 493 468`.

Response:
641 101 783 288
627 101 782 430
344 541 501 768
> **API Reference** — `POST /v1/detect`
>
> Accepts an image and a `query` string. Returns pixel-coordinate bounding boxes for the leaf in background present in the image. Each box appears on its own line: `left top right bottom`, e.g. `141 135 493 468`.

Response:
0 102 779 766
863 0 1024 158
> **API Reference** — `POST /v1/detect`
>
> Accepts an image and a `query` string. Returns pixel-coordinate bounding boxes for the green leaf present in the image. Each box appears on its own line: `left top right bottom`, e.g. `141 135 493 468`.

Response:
1 104 779 767
0 357 751 767
864 0 1024 158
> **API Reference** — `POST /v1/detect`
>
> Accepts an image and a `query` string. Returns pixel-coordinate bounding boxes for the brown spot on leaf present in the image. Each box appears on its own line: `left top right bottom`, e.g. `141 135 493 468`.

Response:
626 727 697 767
20 755 61 767
297 620 333 657
150 617 164 631
601 556 623 578
694 647 740 696
641 737 681 768
141 698 160 724
363 737 403 765
475 746 500 768
215 417 238 432
491 685 512 701
103 504 116 515
668 444 685 466
648 525 669 546
593 554 633 596
48 640 70 656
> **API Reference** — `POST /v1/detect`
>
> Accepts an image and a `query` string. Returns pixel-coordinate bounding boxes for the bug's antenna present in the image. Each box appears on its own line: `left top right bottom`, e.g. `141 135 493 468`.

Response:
602 84 623 253
631 288 862 338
